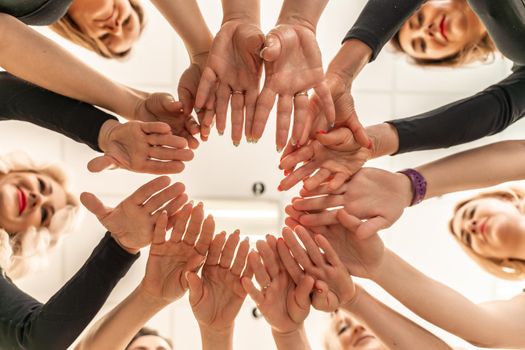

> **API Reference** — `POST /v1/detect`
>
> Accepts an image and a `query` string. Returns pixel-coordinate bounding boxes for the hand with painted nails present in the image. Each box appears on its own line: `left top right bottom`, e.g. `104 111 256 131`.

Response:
195 20 264 146
134 92 200 149
140 204 214 303
252 24 335 152
277 226 355 312
284 207 385 280
242 235 314 335
187 230 251 333
306 73 370 148
91 120 194 174
279 127 372 191
291 168 413 239
80 176 188 254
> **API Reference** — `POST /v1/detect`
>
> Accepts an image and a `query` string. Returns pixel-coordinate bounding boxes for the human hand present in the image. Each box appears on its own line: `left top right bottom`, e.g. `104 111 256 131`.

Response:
242 235 314 334
91 120 194 174
195 20 264 146
279 127 372 191
284 206 385 280
291 168 413 238
133 92 200 149
139 203 214 303
80 176 188 254
187 230 251 331
306 73 370 148
252 24 335 151
277 226 355 312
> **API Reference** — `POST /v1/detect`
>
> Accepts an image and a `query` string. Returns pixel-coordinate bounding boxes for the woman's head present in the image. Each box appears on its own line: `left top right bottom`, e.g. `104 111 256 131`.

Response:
126 327 173 350
324 309 386 350
391 0 495 67
50 0 145 59
450 188 525 280
0 152 79 279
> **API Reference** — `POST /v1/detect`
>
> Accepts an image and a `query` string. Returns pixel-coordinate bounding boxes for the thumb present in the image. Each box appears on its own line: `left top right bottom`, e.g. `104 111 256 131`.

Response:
355 217 390 240
295 275 315 309
260 34 282 62
316 127 352 147
87 155 119 173
186 271 204 306
336 210 362 232
80 192 111 219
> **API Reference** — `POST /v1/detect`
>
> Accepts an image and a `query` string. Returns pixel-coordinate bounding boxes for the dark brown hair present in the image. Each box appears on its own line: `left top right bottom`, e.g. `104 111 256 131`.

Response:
126 327 173 349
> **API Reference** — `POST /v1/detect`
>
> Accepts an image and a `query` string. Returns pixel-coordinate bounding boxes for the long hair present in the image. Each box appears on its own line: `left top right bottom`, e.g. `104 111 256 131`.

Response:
49 0 146 59
0 152 80 280
449 188 525 280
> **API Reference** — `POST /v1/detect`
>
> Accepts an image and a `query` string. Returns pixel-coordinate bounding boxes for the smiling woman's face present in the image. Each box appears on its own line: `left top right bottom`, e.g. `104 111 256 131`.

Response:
0 172 67 235
330 310 386 350
68 0 141 55
398 0 486 61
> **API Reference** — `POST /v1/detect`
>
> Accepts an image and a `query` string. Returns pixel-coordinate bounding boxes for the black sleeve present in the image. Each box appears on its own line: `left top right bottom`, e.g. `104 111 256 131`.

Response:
0 72 118 152
387 65 525 154
0 232 139 350
343 0 425 61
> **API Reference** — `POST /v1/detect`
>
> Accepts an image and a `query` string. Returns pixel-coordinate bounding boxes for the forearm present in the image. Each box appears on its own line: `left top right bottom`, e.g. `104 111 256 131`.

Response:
343 286 452 350
76 287 169 350
416 140 525 199
151 0 213 61
271 326 311 350
0 14 140 119
276 0 329 32
373 250 519 347
326 39 372 89
199 325 234 350
222 0 260 25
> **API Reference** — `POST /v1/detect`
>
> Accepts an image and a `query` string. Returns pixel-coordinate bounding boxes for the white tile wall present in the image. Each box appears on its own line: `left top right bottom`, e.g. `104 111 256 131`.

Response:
1 0 522 349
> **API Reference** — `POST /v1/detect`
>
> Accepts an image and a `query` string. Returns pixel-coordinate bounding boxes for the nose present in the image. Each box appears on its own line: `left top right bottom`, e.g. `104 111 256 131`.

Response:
464 219 478 234
424 23 437 37
352 325 366 337
105 18 122 35
28 192 42 209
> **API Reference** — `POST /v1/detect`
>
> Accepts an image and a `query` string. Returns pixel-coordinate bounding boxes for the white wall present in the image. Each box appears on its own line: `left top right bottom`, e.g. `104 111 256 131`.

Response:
2 1 523 349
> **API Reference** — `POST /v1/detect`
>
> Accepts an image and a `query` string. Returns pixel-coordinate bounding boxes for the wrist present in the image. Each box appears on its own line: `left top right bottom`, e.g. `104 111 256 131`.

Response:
98 119 120 152
271 325 305 339
134 284 171 310
327 39 372 84
341 284 364 312
190 51 209 70
276 15 317 33
199 324 234 348
366 123 400 158
222 13 260 26
111 234 140 255
397 169 427 206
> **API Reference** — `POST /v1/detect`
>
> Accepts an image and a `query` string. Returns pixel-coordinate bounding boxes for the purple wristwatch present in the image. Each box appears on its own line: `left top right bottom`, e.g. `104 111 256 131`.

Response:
398 169 427 206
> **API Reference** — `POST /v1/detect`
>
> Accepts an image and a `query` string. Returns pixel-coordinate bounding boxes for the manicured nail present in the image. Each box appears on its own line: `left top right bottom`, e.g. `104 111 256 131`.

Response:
194 107 202 114
189 200 194 205
290 139 296 146
198 201 204 207
259 47 267 59
243 236 250 243
284 170 291 176
218 130 224 136
316 289 323 293
316 130 327 135
329 122 335 128
233 141 240 147
278 164 283 170
368 140 373 149
277 185 283 192
253 138 259 144
184 271 190 281
277 146 283 153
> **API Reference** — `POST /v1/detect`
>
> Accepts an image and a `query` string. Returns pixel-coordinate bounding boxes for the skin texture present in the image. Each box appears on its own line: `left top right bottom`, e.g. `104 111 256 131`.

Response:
0 172 67 234
127 335 171 350
398 0 486 60
68 0 141 54
450 197 525 260
328 310 385 350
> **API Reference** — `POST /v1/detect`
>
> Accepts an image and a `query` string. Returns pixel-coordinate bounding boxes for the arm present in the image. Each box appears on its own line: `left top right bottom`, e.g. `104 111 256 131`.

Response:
372 249 525 348
343 286 453 350
0 13 142 120
76 204 214 350
0 233 138 350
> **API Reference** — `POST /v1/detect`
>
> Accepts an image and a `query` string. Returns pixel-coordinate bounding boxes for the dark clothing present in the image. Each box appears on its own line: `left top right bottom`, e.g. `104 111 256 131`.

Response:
0 72 117 152
0 233 139 350
344 0 525 154
0 0 72 25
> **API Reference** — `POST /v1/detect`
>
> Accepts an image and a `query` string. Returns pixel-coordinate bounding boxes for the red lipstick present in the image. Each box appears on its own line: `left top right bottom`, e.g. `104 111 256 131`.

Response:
17 187 27 215
439 15 448 41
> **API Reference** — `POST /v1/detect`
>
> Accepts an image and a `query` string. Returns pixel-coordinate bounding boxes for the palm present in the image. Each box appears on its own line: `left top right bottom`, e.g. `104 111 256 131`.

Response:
192 265 246 329
143 240 203 302
103 122 150 171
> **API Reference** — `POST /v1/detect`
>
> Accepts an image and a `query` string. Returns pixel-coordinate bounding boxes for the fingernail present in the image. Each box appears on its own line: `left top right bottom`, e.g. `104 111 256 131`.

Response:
329 122 335 128
198 201 204 207
189 200 194 206
253 138 259 144
278 164 283 170
316 289 323 293
277 185 283 192
194 107 202 114
259 47 267 59
218 130 224 136
368 140 373 149
284 170 291 176
243 236 250 242
290 139 296 146
316 130 327 135
233 141 240 147
277 146 283 153
185 271 190 281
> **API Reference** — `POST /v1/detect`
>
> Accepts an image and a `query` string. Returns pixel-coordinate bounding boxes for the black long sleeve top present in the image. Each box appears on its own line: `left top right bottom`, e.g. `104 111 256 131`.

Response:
0 232 139 350
344 0 525 154
0 0 73 25
0 72 117 152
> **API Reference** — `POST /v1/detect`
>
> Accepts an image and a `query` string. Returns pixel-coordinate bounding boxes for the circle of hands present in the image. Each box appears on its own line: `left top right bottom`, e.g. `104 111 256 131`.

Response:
81 17 418 344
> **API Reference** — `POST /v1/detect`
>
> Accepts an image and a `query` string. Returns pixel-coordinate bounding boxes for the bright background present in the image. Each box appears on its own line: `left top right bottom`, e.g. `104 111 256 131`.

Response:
1 1 523 349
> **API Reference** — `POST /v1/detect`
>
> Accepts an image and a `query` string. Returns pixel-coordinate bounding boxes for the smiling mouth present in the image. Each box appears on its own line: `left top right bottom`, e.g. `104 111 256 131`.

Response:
17 187 27 215
439 15 448 41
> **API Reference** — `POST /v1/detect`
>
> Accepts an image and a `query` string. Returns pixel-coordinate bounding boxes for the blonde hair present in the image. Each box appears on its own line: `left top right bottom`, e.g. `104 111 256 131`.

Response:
389 0 497 68
449 188 525 280
0 152 80 280
49 0 146 59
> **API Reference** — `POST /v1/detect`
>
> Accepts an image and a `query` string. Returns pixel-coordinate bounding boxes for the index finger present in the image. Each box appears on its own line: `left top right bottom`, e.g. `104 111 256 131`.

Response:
252 87 276 142
129 176 171 205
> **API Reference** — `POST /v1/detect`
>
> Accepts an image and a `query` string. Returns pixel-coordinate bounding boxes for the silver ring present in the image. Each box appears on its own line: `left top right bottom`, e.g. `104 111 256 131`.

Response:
294 91 308 97
231 90 244 95
262 284 270 290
